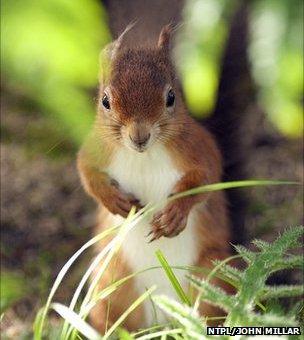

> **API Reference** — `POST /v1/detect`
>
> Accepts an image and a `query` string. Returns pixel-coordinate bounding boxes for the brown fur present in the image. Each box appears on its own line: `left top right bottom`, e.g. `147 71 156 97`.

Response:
77 25 234 332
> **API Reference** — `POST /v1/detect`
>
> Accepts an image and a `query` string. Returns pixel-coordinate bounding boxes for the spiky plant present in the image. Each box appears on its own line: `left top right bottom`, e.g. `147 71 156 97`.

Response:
154 226 303 339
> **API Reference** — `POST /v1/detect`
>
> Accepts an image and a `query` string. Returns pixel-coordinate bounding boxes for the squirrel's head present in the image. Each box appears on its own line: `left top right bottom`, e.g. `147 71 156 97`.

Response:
97 24 185 153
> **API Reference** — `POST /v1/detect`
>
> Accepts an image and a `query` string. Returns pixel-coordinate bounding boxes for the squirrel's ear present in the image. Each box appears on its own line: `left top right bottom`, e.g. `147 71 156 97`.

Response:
99 43 113 84
101 22 136 62
158 24 174 52
99 22 136 83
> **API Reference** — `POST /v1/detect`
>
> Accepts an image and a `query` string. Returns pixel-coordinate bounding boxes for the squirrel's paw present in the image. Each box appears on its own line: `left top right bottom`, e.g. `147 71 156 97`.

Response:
149 201 189 241
106 187 141 218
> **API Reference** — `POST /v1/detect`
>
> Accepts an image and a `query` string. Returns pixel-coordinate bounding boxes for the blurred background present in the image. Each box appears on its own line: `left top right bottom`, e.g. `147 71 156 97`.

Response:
1 0 303 337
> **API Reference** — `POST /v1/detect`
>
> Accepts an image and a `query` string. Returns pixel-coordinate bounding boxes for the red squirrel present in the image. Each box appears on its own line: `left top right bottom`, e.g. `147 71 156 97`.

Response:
77 24 233 332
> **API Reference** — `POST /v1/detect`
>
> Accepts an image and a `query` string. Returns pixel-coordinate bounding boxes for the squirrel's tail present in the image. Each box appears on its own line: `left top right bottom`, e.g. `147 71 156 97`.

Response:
204 1 254 244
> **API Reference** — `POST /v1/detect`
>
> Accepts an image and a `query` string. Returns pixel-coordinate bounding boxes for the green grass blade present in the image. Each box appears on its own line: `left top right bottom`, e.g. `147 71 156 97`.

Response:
64 207 137 322
170 180 299 201
81 207 152 310
51 303 101 340
62 264 211 338
136 328 183 340
33 225 118 340
132 324 171 337
78 264 235 319
65 208 149 340
116 328 134 339
156 250 191 306
103 286 157 340
62 237 118 339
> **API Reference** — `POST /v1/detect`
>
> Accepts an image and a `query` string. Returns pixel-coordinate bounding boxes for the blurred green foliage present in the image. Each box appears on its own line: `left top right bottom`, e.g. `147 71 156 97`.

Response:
0 271 28 312
1 0 303 146
1 0 110 145
250 0 303 137
177 0 303 137
176 0 238 116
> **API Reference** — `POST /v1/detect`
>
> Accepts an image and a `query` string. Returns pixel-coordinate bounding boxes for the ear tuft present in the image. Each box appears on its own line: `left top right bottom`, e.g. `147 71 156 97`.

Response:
158 24 175 52
99 22 136 83
112 21 137 58
101 21 137 63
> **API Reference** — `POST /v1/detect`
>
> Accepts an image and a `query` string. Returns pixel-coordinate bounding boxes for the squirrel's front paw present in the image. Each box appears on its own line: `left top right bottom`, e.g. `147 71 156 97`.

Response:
105 186 141 218
149 200 189 241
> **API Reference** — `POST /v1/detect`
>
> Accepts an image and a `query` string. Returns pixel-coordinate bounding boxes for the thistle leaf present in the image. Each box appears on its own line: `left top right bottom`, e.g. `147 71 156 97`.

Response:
271 226 303 254
213 261 243 283
153 295 204 340
271 255 303 272
252 239 270 251
225 227 303 326
261 285 304 299
188 276 235 312
248 312 297 327
233 245 256 263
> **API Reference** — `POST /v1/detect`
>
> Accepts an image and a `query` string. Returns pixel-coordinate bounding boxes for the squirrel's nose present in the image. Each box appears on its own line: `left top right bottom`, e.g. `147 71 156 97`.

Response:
129 133 151 147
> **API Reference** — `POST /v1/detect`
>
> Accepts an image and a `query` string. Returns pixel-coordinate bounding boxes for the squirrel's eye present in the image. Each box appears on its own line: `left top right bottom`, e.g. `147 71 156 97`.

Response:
166 89 175 107
102 94 110 110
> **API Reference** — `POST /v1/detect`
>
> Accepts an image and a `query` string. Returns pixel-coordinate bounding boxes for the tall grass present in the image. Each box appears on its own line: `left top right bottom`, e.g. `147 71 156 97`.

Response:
33 180 302 339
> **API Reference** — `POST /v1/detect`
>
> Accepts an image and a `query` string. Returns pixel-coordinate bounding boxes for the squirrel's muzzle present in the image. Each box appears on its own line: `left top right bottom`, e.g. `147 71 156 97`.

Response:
128 122 151 151
130 133 150 147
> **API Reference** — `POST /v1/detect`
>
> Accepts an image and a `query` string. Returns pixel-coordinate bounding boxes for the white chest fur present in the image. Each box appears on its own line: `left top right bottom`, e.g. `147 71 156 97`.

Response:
106 145 199 326
107 144 182 205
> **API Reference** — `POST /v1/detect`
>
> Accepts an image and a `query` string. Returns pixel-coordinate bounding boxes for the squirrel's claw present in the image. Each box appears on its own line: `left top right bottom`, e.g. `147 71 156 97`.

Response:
146 230 153 238
149 202 189 241
148 236 157 243
148 230 163 243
